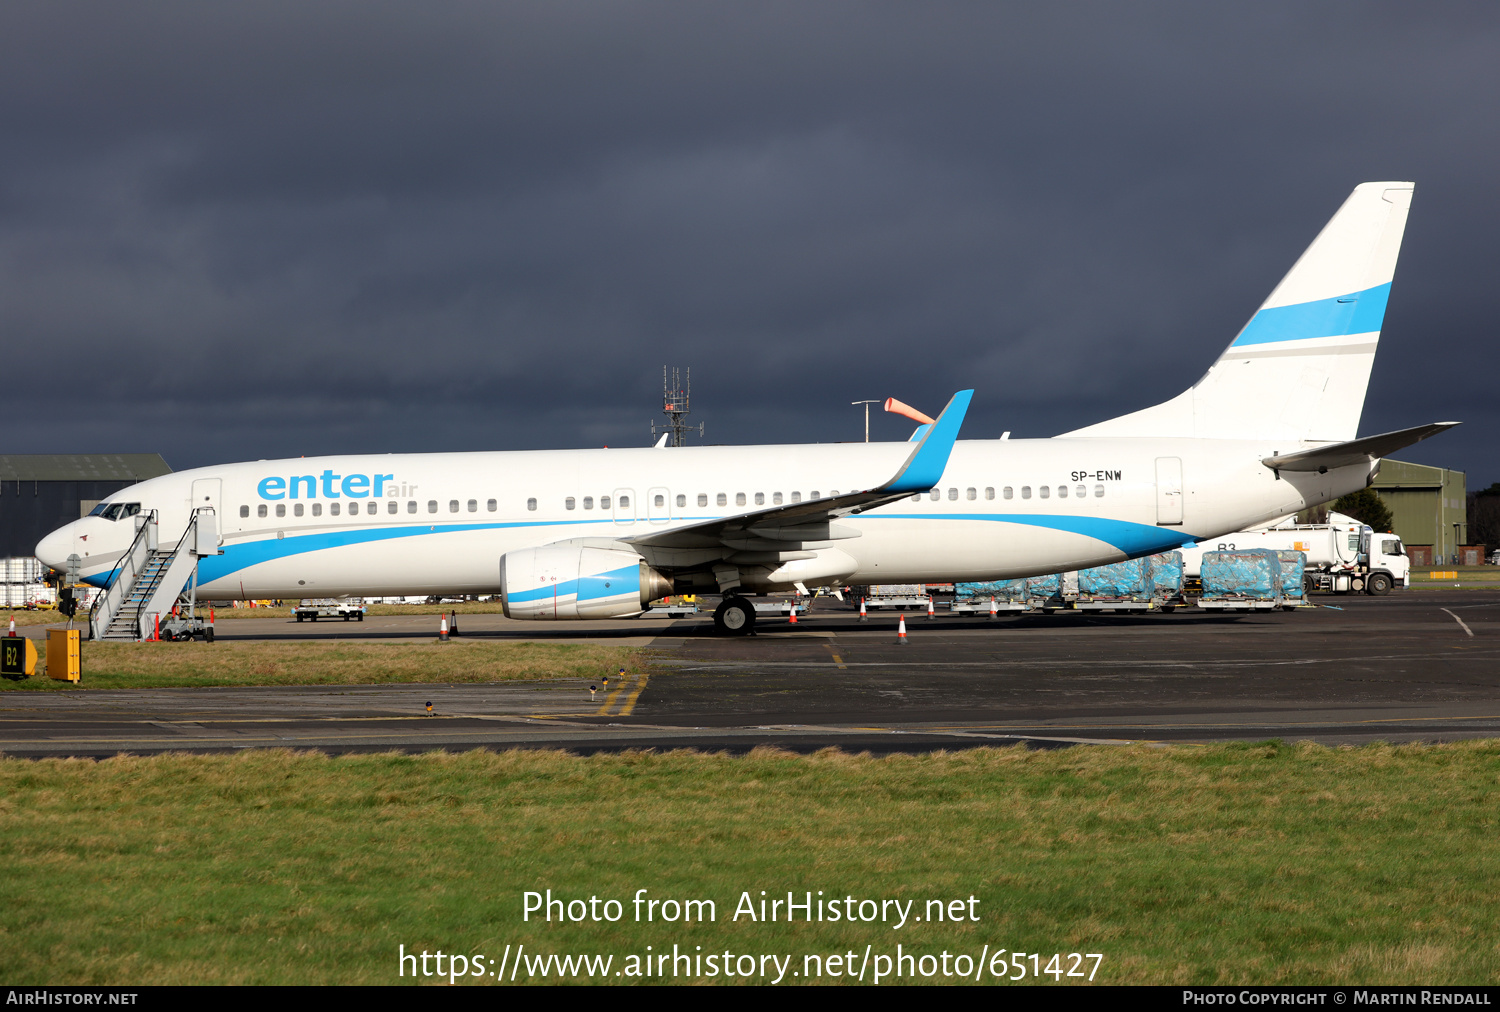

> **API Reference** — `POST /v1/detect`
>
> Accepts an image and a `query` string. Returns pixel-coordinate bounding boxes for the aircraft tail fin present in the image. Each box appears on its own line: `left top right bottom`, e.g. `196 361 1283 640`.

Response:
1063 182 1414 443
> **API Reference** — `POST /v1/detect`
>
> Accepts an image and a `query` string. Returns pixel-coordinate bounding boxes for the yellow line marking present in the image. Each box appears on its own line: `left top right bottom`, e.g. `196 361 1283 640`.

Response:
825 643 848 669
594 677 630 715
617 673 649 716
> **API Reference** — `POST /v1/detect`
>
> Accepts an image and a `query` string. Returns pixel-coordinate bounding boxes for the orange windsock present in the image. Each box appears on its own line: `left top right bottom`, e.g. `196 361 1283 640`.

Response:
883 397 935 426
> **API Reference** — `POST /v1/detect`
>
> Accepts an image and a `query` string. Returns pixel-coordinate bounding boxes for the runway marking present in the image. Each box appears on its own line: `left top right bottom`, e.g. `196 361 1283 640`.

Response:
923 712 1500 732
617 673 649 716
594 677 631 715
825 643 848 670
1442 608 1476 637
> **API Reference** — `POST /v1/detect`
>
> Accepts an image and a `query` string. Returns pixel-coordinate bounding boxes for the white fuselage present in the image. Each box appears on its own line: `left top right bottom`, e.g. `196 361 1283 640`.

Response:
37 436 1375 600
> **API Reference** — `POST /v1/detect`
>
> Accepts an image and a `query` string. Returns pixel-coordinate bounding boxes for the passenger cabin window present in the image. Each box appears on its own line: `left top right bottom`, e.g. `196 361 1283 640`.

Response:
619 495 630 509
910 494 921 502
790 492 801 503
929 490 940 501
583 496 594 510
1039 486 1050 499
717 493 727 506
467 499 477 513
1021 487 1031 500
449 500 459 513
368 501 377 515
330 502 341 516
526 498 537 511
753 492 764 505
655 494 665 507
810 491 820 499
773 492 783 505
947 488 958 501
312 503 323 516
295 503 305 517
966 488 976 501
697 493 708 507
1075 485 1086 498
487 499 497 512
1058 485 1068 499
985 487 995 500
277 504 286 518
676 494 686 508
735 493 746 506
258 504 268 518
601 496 611 509
566 497 576 510
1094 485 1104 497
427 501 437 513
387 501 396 515
239 505 250 518
409 501 419 513
1003 487 1013 500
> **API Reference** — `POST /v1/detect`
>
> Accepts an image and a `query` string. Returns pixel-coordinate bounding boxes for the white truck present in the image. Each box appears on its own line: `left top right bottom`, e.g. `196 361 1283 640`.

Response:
293 598 367 622
1179 512 1409 596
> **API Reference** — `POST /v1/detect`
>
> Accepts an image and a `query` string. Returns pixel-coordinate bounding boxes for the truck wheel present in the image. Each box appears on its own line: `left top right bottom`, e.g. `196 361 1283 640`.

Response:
713 597 756 636
205 627 215 643
357 613 364 622
1366 573 1393 596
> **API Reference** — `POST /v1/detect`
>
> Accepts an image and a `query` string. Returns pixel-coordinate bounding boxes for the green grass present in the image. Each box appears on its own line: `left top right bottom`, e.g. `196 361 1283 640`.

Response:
0 640 642 691
2 741 1499 984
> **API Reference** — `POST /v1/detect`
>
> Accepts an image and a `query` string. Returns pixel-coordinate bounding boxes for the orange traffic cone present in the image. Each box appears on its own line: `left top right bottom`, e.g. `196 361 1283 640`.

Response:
988 597 998 620
897 614 908 644
439 615 449 642
927 596 935 619
789 602 798 624
6 614 13 636
858 597 867 622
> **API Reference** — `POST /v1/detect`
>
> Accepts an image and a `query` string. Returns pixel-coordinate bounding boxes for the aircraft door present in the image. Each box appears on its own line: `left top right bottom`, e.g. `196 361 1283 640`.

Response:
613 488 637 525
1155 457 1183 526
647 486 670 525
190 478 223 540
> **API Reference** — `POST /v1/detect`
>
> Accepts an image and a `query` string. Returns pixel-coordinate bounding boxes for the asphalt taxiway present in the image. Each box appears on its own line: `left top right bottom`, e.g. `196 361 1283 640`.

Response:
3 590 1497 756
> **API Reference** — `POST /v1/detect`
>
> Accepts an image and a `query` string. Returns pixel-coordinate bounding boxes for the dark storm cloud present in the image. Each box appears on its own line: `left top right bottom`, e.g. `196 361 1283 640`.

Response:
1 2 1497 482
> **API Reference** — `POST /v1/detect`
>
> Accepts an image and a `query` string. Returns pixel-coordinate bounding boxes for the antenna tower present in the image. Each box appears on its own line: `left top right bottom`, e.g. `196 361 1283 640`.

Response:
651 366 704 447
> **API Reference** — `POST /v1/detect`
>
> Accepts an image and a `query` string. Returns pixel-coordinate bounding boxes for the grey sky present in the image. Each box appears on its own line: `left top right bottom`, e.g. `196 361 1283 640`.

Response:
3 3 1496 485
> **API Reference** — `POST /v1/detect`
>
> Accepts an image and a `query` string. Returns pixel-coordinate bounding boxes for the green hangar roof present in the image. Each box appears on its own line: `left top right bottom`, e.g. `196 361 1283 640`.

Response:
0 454 173 482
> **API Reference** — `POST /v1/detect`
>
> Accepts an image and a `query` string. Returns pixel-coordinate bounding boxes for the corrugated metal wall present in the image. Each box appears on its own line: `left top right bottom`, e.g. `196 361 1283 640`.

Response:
1372 458 1467 562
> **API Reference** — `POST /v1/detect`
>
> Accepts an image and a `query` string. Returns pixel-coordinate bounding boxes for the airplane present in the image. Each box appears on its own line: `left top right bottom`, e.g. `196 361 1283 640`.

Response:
36 181 1456 637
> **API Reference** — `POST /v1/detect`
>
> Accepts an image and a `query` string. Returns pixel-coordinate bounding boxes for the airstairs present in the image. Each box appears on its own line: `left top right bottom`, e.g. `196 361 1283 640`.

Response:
88 508 222 641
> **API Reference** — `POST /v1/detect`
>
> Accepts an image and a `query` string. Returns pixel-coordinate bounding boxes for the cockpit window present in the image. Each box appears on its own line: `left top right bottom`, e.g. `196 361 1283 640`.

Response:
91 502 142 521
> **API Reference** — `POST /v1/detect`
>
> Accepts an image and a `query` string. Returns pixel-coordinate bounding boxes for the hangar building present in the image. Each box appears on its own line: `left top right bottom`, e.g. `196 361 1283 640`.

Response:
1372 458 1468 565
0 454 173 559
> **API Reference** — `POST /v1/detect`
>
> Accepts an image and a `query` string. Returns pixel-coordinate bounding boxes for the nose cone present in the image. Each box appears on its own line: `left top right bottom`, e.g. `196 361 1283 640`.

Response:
36 522 78 572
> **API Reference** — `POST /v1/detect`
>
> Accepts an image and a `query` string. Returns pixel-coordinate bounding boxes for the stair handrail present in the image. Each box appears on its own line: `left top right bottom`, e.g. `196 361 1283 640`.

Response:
88 509 160 640
118 510 205 641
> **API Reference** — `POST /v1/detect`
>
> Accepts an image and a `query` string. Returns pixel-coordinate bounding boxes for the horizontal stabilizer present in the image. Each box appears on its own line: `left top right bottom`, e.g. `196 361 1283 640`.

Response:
1263 421 1459 472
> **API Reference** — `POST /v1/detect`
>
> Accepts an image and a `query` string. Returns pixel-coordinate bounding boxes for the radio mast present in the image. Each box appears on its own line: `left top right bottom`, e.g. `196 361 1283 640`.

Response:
651 366 704 447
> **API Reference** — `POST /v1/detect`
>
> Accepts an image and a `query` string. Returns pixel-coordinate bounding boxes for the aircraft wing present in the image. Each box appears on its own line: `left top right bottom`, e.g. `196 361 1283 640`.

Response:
626 389 974 550
1263 421 1460 473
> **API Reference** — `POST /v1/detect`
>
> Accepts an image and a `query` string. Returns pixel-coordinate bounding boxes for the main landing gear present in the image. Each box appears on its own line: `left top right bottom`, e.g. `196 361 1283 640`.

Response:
713 596 757 636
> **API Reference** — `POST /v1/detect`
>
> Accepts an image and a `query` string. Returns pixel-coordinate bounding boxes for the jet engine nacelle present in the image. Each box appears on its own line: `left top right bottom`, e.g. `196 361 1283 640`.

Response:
500 544 673 620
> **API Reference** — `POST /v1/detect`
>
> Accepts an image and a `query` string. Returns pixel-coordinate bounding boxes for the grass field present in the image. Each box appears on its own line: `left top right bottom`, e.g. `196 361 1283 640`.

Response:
2 741 1499 985
0 640 642 691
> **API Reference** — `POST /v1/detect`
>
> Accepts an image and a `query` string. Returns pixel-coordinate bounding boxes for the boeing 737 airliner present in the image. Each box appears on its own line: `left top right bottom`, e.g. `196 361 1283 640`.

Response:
36 182 1456 635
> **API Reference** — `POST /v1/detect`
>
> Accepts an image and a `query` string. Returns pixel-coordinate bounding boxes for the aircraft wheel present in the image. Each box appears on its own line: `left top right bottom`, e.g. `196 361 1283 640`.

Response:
1366 573 1393 596
713 597 756 636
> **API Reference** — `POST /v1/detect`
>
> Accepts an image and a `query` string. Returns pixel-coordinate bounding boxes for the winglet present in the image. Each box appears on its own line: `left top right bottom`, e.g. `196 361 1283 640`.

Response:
880 390 973 493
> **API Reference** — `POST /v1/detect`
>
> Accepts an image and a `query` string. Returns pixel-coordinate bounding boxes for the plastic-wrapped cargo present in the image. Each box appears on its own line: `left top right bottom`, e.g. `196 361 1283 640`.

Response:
1274 550 1307 601
3 557 43 582
1024 572 1061 600
954 580 1027 601
869 584 924 596
1078 558 1151 599
1201 549 1281 600
1148 551 1185 598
